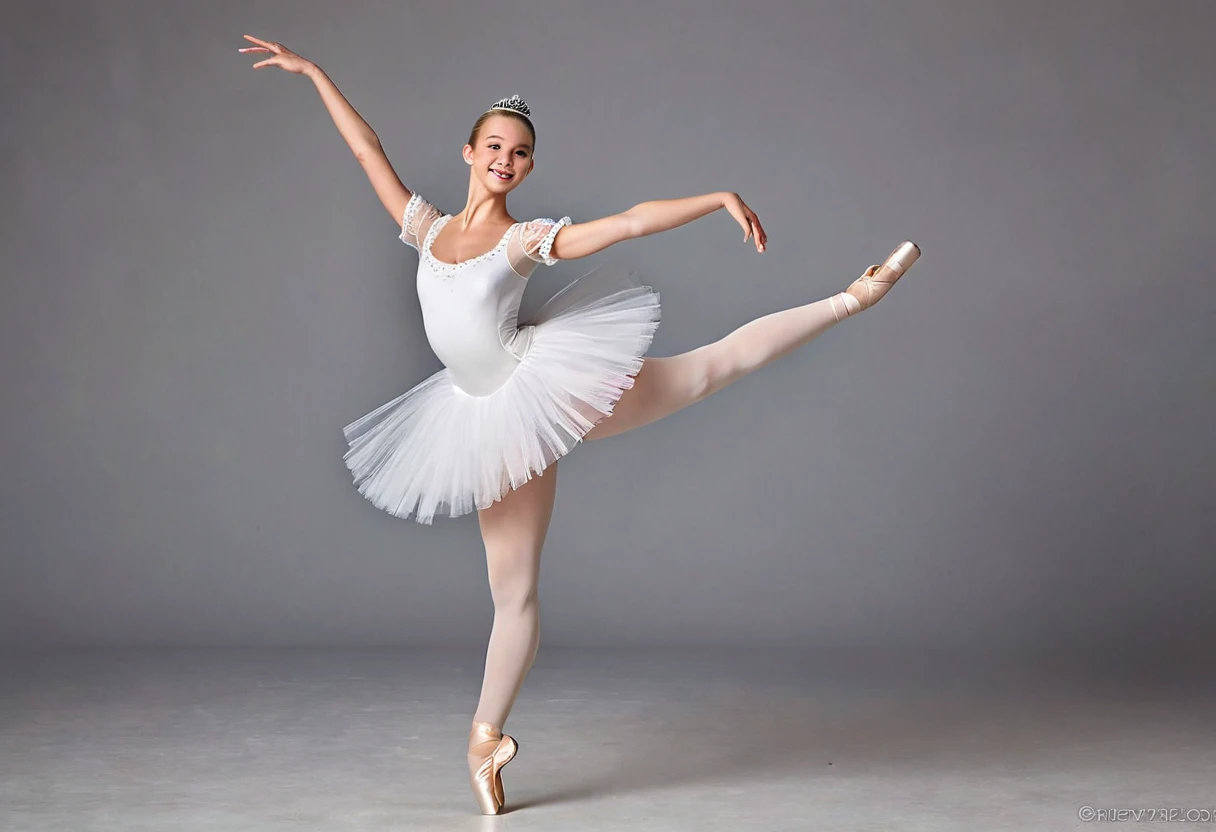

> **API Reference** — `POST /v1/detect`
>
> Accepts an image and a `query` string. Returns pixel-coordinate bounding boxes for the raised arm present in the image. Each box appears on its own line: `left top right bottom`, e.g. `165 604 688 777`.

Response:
241 35 411 227
305 64 412 225
548 191 767 261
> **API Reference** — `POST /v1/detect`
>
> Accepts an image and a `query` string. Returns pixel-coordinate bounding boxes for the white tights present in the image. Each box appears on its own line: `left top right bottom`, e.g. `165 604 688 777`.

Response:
471 290 860 728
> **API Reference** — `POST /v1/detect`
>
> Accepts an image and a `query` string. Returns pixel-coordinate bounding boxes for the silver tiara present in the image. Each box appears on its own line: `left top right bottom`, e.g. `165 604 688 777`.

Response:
488 94 531 119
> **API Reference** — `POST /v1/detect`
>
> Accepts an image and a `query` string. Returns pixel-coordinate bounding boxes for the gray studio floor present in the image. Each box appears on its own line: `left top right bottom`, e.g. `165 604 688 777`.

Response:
1 647 1213 831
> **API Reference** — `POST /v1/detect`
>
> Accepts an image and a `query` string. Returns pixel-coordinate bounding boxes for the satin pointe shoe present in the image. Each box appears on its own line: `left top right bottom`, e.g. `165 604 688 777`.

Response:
467 720 519 815
831 241 921 321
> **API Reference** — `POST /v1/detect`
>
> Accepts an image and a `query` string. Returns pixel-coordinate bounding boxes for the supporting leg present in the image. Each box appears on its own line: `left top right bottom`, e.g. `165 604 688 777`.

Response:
471 462 558 728
465 464 558 814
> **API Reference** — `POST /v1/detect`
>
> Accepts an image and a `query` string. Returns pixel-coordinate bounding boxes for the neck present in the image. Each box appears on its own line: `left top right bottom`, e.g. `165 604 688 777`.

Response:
459 182 512 230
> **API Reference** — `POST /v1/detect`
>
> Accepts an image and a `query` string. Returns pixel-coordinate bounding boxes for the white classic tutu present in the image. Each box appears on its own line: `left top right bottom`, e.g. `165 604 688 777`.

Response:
342 263 661 524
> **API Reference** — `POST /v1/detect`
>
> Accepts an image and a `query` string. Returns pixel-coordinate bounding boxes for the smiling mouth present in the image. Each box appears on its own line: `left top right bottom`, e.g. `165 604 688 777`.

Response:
491 170 514 180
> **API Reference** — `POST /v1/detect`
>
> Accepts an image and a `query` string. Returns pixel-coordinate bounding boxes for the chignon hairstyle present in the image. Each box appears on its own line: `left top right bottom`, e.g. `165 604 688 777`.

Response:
467 109 536 156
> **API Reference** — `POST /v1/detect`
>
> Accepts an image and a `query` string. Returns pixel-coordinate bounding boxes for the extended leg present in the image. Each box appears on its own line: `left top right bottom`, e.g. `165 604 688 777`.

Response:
584 286 864 441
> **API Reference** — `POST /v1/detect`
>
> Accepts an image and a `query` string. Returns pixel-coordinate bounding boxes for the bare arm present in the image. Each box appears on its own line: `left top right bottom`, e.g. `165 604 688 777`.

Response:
550 191 767 261
628 192 732 237
241 35 410 226
303 63 411 225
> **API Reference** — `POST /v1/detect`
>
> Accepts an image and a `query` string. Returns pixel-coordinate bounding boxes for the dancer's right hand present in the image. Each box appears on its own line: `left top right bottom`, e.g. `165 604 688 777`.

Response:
239 35 314 74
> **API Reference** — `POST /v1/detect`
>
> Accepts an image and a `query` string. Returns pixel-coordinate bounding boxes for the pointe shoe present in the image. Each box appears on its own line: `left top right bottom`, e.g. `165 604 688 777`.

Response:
467 720 519 815
831 241 920 321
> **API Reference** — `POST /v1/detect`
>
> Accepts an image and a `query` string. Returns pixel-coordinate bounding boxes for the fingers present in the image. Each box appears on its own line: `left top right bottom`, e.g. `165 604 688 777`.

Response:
242 35 283 69
729 196 771 252
734 196 767 252
750 214 767 252
739 214 766 251
241 35 273 62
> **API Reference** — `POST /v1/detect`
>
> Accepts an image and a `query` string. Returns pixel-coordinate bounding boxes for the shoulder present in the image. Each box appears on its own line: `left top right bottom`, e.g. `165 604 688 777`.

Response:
399 191 447 250
518 216 573 265
519 216 571 235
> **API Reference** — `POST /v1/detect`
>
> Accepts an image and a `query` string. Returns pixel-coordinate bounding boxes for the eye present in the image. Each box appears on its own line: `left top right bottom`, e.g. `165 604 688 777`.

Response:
488 143 500 150
515 150 528 157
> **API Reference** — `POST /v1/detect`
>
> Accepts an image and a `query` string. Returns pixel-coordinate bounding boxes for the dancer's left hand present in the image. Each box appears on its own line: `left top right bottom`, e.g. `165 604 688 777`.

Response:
723 193 767 252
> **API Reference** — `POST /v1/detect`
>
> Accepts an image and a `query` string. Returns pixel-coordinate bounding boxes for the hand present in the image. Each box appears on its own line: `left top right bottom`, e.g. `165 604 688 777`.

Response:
722 192 767 252
239 35 314 75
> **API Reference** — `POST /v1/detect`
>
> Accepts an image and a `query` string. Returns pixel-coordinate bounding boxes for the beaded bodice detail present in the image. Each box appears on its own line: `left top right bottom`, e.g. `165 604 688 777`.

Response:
422 215 519 279
396 191 573 396
400 191 570 280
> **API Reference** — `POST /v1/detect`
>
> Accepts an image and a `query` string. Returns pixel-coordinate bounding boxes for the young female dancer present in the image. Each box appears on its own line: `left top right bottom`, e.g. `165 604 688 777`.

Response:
241 34 918 814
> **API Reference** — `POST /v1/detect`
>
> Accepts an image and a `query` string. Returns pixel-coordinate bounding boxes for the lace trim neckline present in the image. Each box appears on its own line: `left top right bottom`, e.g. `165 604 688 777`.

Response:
423 214 519 276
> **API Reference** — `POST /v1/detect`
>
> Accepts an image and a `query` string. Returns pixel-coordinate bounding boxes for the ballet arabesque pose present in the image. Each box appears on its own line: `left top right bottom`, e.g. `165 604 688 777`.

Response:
242 34 917 815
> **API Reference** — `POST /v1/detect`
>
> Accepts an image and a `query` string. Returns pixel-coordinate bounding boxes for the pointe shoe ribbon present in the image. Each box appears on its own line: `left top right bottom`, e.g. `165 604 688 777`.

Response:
832 241 920 321
467 721 519 815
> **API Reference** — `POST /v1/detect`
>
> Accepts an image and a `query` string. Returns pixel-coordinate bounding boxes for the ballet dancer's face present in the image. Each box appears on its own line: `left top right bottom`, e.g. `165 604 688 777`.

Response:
463 115 534 193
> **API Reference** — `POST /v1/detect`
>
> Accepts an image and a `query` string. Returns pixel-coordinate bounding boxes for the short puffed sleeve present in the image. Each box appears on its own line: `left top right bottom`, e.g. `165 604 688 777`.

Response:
506 216 572 278
399 191 444 251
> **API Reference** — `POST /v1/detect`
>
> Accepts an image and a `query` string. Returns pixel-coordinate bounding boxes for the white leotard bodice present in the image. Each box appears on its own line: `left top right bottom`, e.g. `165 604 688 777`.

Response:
398 192 571 396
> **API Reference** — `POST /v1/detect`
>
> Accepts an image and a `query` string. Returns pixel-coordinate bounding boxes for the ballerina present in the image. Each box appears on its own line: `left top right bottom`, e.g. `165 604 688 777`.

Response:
241 34 918 814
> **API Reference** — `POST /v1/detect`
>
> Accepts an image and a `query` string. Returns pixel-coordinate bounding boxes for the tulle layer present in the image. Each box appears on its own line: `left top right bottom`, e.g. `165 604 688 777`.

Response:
342 263 661 524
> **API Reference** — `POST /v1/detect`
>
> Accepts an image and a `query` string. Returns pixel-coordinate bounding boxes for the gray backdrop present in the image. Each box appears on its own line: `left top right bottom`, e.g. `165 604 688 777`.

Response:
2 0 1212 661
